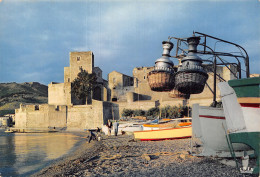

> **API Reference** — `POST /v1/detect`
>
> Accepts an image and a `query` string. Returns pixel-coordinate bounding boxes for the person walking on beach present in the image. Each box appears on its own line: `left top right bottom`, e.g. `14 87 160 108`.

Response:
113 121 119 136
106 119 112 136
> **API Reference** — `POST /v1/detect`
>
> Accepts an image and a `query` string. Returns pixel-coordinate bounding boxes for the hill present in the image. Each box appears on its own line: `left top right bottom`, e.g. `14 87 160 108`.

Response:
0 82 48 116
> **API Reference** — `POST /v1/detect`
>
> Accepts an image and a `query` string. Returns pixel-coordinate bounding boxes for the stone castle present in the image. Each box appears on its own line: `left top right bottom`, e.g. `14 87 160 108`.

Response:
15 51 236 130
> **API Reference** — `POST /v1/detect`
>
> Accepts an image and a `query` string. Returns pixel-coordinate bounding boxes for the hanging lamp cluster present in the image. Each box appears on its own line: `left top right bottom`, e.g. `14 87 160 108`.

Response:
148 34 208 94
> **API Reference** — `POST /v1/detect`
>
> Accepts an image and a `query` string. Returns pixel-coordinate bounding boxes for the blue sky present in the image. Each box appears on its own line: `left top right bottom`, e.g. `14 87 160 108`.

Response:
0 0 259 85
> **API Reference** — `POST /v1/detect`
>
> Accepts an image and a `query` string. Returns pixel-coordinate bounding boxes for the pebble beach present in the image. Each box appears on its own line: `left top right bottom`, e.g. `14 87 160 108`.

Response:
33 134 247 177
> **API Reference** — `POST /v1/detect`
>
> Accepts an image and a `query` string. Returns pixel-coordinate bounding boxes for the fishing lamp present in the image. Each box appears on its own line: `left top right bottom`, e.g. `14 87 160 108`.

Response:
174 35 208 94
147 41 175 91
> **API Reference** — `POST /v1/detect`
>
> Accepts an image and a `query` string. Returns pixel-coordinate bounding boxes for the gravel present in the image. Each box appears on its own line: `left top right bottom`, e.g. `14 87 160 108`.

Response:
33 134 253 177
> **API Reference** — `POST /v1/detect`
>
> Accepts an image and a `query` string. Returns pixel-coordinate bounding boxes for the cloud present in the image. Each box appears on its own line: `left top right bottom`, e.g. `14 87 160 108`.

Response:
0 0 259 84
73 2 189 59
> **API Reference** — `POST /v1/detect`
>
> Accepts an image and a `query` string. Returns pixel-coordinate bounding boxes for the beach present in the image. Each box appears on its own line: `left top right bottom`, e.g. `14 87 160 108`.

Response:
32 134 250 177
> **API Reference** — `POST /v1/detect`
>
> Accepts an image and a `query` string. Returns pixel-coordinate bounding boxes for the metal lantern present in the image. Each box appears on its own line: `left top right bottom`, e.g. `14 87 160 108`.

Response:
148 41 175 92
174 35 208 94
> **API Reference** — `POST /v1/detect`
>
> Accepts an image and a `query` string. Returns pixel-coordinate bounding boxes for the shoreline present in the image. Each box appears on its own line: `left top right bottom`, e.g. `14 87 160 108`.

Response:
32 132 103 176
32 134 248 177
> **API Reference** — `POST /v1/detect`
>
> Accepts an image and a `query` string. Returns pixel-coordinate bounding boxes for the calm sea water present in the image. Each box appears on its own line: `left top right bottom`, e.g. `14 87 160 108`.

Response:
0 131 84 177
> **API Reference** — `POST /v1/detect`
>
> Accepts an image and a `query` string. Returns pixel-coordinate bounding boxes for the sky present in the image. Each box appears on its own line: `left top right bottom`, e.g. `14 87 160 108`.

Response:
0 0 259 85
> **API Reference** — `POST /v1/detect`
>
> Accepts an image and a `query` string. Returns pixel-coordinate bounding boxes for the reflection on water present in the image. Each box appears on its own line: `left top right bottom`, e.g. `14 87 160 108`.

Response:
0 132 83 176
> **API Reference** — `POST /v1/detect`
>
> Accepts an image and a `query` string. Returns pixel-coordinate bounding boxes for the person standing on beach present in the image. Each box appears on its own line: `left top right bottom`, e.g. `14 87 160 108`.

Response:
106 119 112 136
113 121 119 136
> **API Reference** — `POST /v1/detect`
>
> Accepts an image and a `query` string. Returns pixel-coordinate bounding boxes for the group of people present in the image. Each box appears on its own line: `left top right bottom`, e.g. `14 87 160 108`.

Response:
106 119 119 136
86 120 119 143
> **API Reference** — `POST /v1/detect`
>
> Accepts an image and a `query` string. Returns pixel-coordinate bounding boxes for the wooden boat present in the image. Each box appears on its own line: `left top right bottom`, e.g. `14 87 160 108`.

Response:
218 77 260 174
143 118 191 131
192 104 251 157
193 77 259 175
134 126 192 141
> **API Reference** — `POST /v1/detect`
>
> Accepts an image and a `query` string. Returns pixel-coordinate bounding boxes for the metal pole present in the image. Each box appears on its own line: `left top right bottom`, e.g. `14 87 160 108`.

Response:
213 55 217 107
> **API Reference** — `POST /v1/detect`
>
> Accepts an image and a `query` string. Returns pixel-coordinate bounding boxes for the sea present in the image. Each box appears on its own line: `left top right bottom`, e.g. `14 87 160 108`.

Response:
0 130 84 176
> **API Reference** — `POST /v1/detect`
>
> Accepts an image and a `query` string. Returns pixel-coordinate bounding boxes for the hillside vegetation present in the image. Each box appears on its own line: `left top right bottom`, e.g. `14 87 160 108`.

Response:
0 82 48 116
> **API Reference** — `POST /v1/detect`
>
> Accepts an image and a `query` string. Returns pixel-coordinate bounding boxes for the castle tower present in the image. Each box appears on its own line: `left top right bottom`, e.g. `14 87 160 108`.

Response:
64 51 94 83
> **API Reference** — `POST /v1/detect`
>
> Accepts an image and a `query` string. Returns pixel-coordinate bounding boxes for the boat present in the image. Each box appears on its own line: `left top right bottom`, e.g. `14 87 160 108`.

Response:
102 122 144 135
192 104 251 157
192 77 259 174
4 129 14 133
134 125 192 141
218 77 260 174
143 118 191 131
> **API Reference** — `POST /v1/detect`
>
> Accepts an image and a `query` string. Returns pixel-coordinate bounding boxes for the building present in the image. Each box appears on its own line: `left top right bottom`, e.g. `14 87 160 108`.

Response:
108 71 134 102
48 51 109 106
15 51 239 130
107 64 238 116
15 51 113 131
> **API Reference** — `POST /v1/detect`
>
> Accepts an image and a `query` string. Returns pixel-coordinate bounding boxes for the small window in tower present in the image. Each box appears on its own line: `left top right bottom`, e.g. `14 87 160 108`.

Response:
55 106 60 111
68 78 70 82
35 105 39 111
77 56 80 61
144 76 146 79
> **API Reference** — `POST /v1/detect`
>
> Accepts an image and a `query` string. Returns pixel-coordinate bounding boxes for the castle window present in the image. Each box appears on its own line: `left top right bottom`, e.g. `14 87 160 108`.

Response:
68 78 70 82
35 105 39 111
77 56 80 61
144 76 146 79
55 106 60 111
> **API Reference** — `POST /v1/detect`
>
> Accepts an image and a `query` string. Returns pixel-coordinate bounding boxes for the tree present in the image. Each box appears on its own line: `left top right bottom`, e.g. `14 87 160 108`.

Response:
71 68 97 105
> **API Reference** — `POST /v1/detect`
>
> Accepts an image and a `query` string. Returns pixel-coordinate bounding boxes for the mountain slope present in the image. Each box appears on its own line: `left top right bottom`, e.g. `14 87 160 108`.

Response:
0 82 48 116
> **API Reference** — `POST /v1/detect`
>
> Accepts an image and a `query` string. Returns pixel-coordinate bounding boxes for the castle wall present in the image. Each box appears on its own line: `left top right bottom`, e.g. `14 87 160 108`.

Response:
103 87 108 101
113 100 156 119
66 100 107 130
64 67 70 83
15 105 27 128
108 71 123 90
67 105 91 129
108 71 134 101
15 104 67 129
48 83 66 105
114 86 135 102
48 105 67 128
48 82 71 105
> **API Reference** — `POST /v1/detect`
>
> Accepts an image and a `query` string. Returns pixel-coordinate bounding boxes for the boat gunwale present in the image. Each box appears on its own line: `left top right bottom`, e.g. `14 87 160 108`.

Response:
134 126 191 133
138 135 192 141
